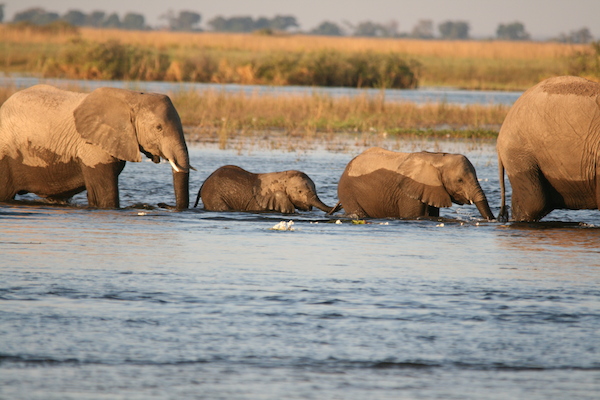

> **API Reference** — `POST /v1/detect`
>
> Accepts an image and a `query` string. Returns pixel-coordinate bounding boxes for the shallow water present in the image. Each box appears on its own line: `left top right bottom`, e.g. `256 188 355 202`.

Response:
1 137 599 400
0 75 523 106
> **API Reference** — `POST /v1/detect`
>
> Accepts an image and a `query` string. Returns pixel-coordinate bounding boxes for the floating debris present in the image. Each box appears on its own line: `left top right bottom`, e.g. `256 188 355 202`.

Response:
436 223 445 227
335 220 342 224
137 212 148 216
271 220 295 231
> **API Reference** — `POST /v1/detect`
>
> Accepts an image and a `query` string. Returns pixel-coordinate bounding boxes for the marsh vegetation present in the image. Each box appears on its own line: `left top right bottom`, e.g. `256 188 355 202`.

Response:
1 25 598 140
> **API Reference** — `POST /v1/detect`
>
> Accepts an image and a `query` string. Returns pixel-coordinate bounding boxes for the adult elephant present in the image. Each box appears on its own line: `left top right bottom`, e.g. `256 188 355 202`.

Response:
497 76 600 222
195 165 336 214
0 84 191 209
335 147 494 219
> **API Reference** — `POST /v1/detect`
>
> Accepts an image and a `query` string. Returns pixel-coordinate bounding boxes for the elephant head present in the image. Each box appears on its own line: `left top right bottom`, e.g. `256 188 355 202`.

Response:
254 171 334 214
73 87 190 209
398 152 494 220
283 171 334 212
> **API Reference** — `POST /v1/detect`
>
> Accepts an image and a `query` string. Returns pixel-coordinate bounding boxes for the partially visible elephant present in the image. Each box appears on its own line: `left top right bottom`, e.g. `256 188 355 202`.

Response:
498 76 600 222
195 165 336 214
0 84 191 209
335 147 494 219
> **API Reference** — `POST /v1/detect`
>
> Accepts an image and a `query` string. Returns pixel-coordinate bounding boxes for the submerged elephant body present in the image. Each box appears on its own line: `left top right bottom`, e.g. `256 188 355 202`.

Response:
337 147 494 219
497 76 600 222
195 165 335 214
0 85 190 209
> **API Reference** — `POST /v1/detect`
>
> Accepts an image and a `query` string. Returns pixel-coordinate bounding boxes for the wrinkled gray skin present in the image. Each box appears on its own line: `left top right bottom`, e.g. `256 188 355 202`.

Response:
498 76 600 222
195 165 335 214
0 85 190 209
336 147 494 219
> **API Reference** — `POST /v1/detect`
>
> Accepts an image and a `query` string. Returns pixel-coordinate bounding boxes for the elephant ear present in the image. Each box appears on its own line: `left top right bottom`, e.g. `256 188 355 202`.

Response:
73 88 142 162
396 156 452 208
253 186 295 214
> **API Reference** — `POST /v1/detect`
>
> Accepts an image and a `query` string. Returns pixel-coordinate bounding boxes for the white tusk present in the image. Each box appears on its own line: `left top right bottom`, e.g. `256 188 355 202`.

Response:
168 159 181 173
470 200 474 205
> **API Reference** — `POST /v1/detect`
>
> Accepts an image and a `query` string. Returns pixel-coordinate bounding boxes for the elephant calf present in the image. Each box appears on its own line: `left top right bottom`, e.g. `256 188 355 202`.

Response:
195 165 336 214
335 147 494 219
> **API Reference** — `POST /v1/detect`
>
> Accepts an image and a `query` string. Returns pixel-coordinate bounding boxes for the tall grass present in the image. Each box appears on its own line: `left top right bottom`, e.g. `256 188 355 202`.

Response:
171 90 508 143
0 84 508 149
0 25 592 90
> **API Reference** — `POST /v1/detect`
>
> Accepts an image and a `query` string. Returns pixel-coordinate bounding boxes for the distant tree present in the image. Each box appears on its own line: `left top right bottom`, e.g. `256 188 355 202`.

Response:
270 15 298 31
0 4 4 23
164 10 202 31
570 27 594 44
102 13 121 28
208 15 254 32
86 11 106 27
556 27 594 44
310 21 344 36
353 21 390 37
207 16 226 31
254 17 271 30
122 13 145 30
208 15 296 33
13 8 60 25
496 21 530 41
411 19 434 39
62 10 87 26
438 20 470 39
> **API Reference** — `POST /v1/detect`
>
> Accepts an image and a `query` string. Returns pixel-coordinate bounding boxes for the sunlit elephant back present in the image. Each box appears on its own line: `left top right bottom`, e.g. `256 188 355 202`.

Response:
0 84 191 209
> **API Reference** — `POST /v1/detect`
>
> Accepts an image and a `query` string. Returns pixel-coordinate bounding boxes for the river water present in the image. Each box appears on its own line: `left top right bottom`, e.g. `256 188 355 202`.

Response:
0 75 523 106
1 135 599 400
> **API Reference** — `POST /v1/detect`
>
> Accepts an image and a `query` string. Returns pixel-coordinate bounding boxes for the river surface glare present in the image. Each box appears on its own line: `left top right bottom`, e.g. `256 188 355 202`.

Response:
1 137 599 400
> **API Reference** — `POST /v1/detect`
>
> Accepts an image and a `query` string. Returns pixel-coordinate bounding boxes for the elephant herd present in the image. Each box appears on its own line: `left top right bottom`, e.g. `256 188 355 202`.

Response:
1 76 600 223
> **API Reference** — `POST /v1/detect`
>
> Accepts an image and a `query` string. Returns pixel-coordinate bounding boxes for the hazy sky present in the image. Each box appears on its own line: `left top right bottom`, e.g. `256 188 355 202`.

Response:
4 0 599 39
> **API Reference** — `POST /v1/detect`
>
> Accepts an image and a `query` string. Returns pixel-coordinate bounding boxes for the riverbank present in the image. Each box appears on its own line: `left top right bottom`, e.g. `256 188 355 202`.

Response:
173 89 507 148
0 25 595 91
0 85 509 145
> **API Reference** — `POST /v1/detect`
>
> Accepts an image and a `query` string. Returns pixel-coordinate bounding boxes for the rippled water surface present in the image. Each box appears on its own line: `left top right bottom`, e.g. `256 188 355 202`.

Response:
1 137 599 400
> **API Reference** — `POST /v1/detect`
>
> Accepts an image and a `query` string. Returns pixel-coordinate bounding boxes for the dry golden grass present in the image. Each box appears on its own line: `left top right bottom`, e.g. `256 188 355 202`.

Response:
1 25 585 60
76 28 586 60
172 90 508 143
0 84 507 151
1 25 593 90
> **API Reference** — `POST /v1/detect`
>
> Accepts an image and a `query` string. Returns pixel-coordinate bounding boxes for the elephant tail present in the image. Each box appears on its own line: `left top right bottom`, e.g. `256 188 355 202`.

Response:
498 155 508 222
193 185 202 208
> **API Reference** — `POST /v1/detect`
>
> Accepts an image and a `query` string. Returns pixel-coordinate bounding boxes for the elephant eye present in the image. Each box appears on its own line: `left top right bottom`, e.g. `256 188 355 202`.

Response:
156 124 163 131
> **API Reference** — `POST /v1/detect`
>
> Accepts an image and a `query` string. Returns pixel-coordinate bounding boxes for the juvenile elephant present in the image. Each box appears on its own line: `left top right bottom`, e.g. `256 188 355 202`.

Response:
0 84 191 209
498 76 600 222
194 165 335 214
335 147 494 219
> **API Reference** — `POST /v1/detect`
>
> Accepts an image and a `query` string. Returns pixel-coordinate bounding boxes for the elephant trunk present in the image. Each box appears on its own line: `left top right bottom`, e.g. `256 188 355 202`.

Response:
161 136 191 210
173 170 190 210
474 198 494 220
311 195 337 214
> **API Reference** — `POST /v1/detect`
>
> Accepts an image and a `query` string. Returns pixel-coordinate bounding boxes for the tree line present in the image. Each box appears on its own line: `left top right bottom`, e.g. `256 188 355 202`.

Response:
1 5 595 43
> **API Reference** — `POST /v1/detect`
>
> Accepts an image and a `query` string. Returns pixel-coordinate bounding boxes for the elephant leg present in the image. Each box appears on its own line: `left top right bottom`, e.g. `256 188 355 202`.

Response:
0 160 16 201
509 168 553 222
424 205 440 217
81 161 126 208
